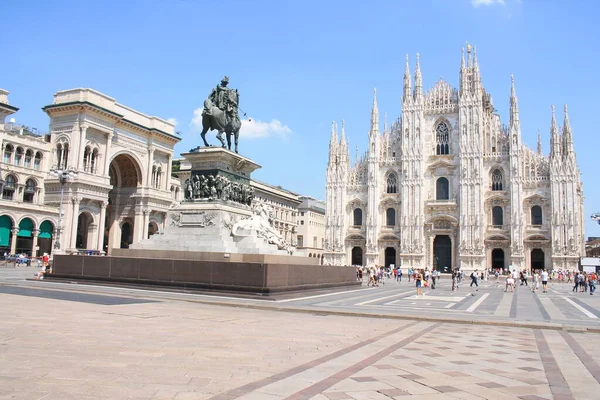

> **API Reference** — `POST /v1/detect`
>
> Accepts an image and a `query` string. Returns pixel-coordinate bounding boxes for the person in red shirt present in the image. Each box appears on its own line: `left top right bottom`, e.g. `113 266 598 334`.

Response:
589 272 597 295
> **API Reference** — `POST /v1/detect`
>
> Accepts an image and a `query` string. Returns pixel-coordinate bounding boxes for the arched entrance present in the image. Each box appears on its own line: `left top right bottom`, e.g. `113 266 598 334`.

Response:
433 235 452 272
107 154 142 253
121 222 133 249
17 218 34 255
384 247 396 268
0 215 14 254
148 221 159 239
38 220 54 255
351 247 363 266
531 248 545 271
492 248 505 271
76 212 93 249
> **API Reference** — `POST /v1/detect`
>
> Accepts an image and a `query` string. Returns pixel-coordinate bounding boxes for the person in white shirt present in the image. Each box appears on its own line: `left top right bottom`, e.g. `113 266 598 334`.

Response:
532 271 540 293
541 270 549 293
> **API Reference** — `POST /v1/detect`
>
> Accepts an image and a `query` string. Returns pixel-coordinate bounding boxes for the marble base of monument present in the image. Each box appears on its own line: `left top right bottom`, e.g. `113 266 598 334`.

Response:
47 254 360 295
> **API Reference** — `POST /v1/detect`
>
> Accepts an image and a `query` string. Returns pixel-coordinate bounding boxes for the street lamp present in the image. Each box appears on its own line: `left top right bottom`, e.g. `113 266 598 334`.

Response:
50 167 77 253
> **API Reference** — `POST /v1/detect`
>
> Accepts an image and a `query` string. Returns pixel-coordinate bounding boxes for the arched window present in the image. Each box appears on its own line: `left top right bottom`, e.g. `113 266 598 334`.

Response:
24 150 33 168
491 169 503 191
83 146 91 172
386 208 396 226
492 206 503 226
34 152 42 170
353 208 363 226
2 175 16 200
436 177 449 200
23 179 36 203
3 144 13 163
436 122 450 155
56 142 69 168
386 173 397 194
14 147 24 165
531 205 543 225
91 149 98 173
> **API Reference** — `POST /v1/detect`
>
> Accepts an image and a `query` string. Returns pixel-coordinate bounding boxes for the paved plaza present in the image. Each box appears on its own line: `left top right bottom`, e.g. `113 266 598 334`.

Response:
1 267 599 399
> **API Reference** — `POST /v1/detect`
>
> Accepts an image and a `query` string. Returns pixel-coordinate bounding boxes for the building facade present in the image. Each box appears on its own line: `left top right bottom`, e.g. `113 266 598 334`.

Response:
296 196 326 261
1 88 182 256
324 49 585 272
1 88 305 257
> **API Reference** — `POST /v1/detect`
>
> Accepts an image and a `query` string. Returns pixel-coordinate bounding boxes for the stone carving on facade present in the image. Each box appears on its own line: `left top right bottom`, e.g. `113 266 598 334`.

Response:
231 201 292 251
433 220 451 230
184 173 253 206
169 212 181 227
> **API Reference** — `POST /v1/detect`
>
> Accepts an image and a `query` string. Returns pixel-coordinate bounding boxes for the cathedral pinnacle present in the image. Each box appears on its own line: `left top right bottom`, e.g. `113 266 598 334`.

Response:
550 105 561 159
510 75 519 127
537 129 542 155
370 88 380 135
414 53 423 98
403 54 411 102
563 104 574 157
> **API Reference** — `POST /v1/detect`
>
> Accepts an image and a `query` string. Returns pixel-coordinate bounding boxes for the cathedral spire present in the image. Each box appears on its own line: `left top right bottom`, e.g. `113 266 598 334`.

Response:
509 75 519 127
550 105 561 159
329 120 338 156
461 47 465 70
414 53 423 100
562 104 574 157
537 129 542 155
370 88 379 136
403 54 411 102
384 112 388 133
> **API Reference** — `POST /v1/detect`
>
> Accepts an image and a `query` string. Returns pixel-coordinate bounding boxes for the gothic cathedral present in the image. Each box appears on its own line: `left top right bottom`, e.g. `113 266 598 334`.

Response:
324 48 584 273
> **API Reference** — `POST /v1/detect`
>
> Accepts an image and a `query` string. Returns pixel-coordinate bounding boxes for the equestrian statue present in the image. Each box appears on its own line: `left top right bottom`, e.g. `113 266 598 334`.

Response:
193 76 242 153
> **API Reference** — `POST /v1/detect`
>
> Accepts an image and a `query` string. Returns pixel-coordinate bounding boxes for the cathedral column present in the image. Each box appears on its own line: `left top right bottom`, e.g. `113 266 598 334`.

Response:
97 201 108 251
31 229 39 257
10 227 19 255
103 130 114 176
69 198 81 249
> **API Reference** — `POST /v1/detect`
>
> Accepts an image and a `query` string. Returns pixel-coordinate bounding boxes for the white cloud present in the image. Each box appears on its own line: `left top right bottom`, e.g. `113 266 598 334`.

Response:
240 119 292 139
471 0 505 7
191 107 291 139
166 117 178 126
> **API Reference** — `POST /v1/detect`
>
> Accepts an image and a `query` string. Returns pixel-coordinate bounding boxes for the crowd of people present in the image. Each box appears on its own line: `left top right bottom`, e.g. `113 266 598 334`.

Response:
355 265 598 296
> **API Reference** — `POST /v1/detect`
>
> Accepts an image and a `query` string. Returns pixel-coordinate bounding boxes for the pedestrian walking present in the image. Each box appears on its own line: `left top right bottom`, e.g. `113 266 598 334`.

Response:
541 269 549 293
470 270 479 290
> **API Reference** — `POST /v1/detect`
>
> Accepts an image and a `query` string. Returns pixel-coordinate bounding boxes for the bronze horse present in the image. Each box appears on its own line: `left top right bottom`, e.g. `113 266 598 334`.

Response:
200 93 241 153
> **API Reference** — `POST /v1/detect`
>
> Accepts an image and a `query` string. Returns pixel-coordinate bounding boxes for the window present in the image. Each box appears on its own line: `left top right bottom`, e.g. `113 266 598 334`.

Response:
531 206 543 225
300 220 304 225
14 147 23 166
491 169 503 191
152 165 162 188
386 173 397 194
300 212 304 216
91 149 98 173
34 152 42 170
297 235 303 247
24 150 33 168
436 177 449 200
386 208 396 226
353 208 363 226
3 144 13 163
83 146 90 171
313 236 317 248
23 179 36 203
56 142 69 168
436 122 450 155
492 206 503 226
2 175 16 200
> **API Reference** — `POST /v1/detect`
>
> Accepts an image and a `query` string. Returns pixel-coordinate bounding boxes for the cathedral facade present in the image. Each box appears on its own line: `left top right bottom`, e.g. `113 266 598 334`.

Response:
324 49 585 273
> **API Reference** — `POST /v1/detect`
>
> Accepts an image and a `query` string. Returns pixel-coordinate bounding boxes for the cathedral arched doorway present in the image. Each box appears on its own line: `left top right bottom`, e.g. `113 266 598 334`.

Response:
531 248 545 271
351 247 363 266
384 247 396 268
492 248 505 271
433 235 452 272
76 212 93 249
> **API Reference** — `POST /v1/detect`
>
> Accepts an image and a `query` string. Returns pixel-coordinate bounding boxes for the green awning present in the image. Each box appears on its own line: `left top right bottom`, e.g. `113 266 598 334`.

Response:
39 220 54 239
0 216 11 247
17 218 34 237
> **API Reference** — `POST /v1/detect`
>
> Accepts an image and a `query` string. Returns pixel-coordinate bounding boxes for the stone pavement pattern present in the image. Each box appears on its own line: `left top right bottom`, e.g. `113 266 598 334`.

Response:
1 282 600 399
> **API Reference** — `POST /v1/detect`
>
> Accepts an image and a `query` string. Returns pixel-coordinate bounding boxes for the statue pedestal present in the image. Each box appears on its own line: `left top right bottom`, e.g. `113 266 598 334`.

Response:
130 147 292 256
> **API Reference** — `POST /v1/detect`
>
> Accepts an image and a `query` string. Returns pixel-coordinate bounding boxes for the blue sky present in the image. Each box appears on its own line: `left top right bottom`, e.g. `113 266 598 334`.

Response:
4 0 600 237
